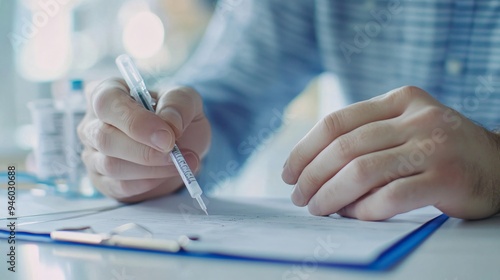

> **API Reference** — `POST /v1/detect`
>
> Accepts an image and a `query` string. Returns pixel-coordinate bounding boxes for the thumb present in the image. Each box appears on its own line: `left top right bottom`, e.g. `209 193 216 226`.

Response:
156 87 205 139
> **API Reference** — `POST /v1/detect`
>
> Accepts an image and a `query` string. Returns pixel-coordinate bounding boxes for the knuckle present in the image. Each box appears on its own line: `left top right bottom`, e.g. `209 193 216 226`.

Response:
335 135 355 160
140 146 156 164
421 106 445 122
386 85 426 105
405 106 445 128
401 85 429 100
400 85 423 96
322 112 344 135
89 79 119 101
93 79 133 120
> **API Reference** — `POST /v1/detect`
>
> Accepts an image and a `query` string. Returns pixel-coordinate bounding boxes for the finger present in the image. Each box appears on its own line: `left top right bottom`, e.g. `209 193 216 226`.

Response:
292 119 406 206
88 172 168 200
80 119 171 166
283 86 421 185
338 172 439 221
84 149 200 180
307 143 424 216
91 78 175 153
117 177 186 203
156 87 205 139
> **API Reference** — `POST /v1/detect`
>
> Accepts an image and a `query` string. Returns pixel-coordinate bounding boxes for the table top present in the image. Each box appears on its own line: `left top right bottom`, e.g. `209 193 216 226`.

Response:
1 215 499 280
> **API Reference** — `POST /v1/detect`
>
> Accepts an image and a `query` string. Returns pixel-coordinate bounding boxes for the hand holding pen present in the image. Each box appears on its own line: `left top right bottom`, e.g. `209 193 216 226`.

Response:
77 56 212 211
116 55 208 214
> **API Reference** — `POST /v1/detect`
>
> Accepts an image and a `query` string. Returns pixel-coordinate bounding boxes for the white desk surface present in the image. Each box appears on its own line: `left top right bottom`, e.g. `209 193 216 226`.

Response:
1 214 499 280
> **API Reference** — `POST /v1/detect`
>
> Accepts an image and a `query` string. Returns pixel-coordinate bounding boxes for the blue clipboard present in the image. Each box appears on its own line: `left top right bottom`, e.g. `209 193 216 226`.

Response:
0 214 448 271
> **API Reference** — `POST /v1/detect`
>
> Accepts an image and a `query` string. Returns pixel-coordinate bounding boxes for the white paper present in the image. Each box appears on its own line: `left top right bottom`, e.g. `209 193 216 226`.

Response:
16 193 442 264
0 190 121 220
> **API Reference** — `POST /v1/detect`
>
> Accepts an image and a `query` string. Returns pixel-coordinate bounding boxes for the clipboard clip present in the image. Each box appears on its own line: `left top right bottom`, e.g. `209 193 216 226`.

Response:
50 223 192 253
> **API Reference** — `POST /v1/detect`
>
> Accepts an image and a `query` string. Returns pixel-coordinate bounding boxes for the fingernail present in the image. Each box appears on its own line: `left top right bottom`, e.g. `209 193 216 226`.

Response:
283 159 288 169
151 130 173 152
281 165 294 184
308 199 321 216
184 152 198 168
291 185 305 206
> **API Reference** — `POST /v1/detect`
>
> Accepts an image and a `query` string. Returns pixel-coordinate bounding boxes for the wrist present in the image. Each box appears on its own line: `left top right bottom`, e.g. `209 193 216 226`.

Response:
488 129 500 215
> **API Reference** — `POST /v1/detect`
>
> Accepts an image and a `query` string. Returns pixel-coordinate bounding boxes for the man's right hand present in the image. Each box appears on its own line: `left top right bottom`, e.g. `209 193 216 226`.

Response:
77 78 211 202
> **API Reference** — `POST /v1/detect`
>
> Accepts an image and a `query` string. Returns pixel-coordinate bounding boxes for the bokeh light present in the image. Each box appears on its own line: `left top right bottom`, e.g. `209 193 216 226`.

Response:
122 11 165 59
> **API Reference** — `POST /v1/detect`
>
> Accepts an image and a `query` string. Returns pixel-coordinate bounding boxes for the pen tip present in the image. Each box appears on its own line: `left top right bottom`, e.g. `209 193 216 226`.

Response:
195 196 208 215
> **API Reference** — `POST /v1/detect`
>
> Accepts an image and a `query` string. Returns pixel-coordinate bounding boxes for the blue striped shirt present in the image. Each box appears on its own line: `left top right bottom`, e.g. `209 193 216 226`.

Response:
168 0 500 192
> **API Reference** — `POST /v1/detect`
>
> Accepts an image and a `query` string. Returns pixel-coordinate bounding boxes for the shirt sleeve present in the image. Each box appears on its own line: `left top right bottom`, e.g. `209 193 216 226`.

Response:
165 0 323 193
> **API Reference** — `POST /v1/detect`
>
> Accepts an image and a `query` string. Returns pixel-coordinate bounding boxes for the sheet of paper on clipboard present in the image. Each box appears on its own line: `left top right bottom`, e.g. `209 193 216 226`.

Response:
12 192 444 265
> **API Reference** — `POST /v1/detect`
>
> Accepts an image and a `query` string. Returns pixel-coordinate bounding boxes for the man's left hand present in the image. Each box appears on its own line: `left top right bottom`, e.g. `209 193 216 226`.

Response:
282 86 500 220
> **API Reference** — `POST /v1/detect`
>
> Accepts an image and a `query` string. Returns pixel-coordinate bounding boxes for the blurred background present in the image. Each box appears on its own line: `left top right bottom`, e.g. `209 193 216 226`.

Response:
0 0 344 197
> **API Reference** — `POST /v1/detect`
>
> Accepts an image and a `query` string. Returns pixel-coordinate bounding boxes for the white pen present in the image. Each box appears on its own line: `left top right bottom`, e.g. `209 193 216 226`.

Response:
116 54 208 215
